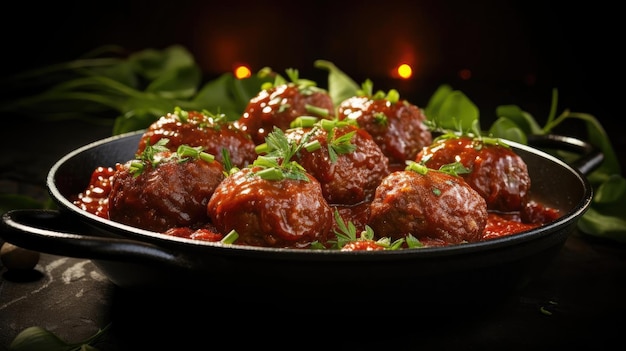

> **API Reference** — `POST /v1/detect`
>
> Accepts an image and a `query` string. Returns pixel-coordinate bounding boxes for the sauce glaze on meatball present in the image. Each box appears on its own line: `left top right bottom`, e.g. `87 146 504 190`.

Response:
368 167 488 246
337 95 432 167
207 167 333 249
416 135 531 212
237 82 335 145
108 149 225 233
137 109 257 169
284 124 390 205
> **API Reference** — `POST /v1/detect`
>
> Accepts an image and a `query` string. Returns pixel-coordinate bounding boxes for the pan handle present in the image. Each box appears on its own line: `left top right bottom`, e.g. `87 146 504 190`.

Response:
0 209 195 269
526 134 604 175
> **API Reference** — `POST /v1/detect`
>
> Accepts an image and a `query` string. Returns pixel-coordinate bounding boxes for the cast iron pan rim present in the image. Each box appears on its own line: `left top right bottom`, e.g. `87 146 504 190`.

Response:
46 130 593 259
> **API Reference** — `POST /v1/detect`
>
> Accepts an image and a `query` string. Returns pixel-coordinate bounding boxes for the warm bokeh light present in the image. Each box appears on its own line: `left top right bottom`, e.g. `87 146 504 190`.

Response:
458 68 472 80
396 63 413 79
234 65 252 79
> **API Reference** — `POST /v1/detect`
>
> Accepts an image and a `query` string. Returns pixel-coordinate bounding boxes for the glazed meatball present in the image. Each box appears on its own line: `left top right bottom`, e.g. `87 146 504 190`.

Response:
108 148 225 233
207 167 334 249
284 123 390 205
337 93 432 167
415 135 530 212
137 108 257 168
237 81 335 145
368 166 488 246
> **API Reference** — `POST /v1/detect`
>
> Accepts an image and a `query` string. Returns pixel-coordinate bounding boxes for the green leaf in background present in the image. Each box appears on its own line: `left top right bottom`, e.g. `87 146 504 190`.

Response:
0 194 53 216
424 86 480 132
495 104 544 135
127 45 198 83
578 208 626 243
488 117 527 144
144 65 202 99
314 59 360 106
423 84 453 121
485 89 626 242
577 174 626 242
190 71 273 122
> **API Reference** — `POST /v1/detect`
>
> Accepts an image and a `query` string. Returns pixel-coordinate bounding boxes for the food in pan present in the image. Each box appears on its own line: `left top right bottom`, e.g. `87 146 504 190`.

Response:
337 80 432 166
237 69 335 145
415 134 530 212
72 75 562 250
368 162 488 247
136 107 257 169
283 120 390 205
107 140 226 233
207 164 334 249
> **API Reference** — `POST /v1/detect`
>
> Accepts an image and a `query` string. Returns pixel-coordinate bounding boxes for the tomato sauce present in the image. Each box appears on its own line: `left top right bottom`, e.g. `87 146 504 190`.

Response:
72 165 561 246
72 166 116 219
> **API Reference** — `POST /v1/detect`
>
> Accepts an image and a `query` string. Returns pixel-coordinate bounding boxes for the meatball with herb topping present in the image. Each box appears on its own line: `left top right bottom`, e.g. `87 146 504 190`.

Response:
207 166 333 249
207 127 334 248
415 134 531 213
368 162 488 246
283 119 390 205
237 69 335 145
337 80 432 167
137 107 257 169
108 141 225 233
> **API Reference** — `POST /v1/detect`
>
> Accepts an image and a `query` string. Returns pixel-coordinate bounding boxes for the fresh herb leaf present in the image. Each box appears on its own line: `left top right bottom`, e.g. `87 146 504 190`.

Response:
251 127 310 181
9 324 110 351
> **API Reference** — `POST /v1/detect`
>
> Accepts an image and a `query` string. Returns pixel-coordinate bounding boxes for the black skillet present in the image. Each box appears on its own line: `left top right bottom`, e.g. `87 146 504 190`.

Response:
0 130 603 311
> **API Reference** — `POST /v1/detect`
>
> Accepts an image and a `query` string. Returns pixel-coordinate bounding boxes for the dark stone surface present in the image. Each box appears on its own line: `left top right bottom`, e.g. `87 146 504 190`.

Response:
1 232 625 350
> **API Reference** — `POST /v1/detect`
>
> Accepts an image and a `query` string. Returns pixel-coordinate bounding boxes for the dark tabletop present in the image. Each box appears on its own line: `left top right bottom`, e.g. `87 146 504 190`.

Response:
1 117 626 351
1 231 625 350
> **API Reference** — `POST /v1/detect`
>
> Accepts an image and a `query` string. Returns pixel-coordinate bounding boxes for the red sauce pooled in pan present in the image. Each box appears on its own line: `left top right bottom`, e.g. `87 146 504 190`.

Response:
72 166 116 219
72 165 562 245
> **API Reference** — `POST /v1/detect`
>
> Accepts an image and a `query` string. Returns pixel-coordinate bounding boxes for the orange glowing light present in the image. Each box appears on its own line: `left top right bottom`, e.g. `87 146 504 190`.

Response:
396 63 413 79
234 65 252 79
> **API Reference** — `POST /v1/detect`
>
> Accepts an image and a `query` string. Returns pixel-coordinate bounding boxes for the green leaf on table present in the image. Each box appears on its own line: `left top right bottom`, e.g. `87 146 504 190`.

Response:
9 324 110 351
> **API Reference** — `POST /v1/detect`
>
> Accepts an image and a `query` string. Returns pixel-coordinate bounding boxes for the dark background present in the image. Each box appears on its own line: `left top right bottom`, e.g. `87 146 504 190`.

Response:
2 0 621 166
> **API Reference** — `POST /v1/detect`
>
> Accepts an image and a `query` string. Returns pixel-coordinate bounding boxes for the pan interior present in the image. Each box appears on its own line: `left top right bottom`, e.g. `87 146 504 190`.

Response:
46 132 592 256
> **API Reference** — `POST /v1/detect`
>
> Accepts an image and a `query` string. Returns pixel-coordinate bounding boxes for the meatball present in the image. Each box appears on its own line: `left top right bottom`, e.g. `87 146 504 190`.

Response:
368 166 488 246
337 94 432 167
237 82 335 145
108 148 225 233
284 123 390 205
415 135 530 212
207 167 333 248
137 108 257 169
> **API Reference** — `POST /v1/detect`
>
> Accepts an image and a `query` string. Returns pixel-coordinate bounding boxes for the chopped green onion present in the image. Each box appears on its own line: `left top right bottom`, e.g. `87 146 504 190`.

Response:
221 230 239 245
305 104 329 118
255 143 269 155
304 140 321 152
406 161 428 175
290 116 318 128
386 89 400 104
255 167 284 180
